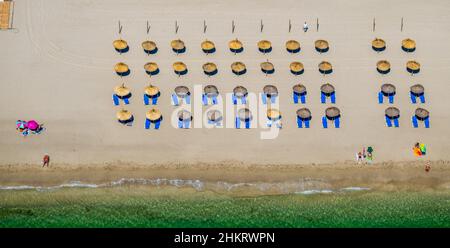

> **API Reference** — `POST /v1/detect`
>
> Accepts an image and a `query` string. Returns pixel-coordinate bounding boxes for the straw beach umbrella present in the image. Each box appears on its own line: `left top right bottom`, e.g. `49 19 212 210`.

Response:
204 85 219 98
377 60 391 74
142 40 158 55
325 107 341 120
321 83 335 96
144 85 160 98
171 39 186 54
385 107 400 119
263 85 278 97
116 109 133 124
233 86 248 98
372 38 386 52
238 108 252 121
258 40 272 54
290 62 304 75
406 61 420 74
381 84 396 96
415 108 429 121
297 108 312 121
201 40 216 54
231 62 246 75
207 109 222 124
261 61 275 74
114 84 131 98
173 62 188 76
175 86 190 98
229 39 244 54
402 38 416 52
410 84 424 96
318 61 333 74
315 39 329 53
178 109 192 121
293 84 307 95
114 62 130 76
146 108 162 122
286 40 301 53
202 62 218 76
113 39 129 53
267 109 281 121
144 62 159 76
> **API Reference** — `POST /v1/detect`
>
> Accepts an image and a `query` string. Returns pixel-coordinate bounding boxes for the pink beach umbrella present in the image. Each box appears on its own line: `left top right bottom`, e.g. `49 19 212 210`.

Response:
27 120 39 131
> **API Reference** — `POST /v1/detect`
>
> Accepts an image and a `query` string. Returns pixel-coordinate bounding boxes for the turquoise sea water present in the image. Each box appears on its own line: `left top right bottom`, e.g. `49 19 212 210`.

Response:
1 185 449 227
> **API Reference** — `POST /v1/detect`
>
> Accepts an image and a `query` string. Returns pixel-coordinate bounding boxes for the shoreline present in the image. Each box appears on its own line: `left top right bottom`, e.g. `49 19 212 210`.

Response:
1 161 449 194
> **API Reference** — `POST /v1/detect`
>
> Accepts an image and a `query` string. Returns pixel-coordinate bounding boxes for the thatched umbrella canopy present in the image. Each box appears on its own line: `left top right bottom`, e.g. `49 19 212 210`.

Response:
174 86 190 98
296 108 312 120
204 85 219 97
320 83 335 96
116 109 133 123
177 110 192 121
114 84 131 98
229 39 244 53
402 38 416 52
142 40 158 55
201 40 216 54
261 61 275 74
171 39 186 54
315 39 329 53
415 108 429 121
146 108 162 122
410 84 424 96
325 107 341 120
318 61 333 74
113 39 129 53
372 38 386 52
263 85 278 97
267 108 281 120
406 60 420 74
233 86 248 98
237 108 252 121
207 109 222 123
144 85 160 97
114 62 130 76
144 62 159 76
231 62 246 75
293 84 307 95
385 107 400 119
290 62 304 75
381 83 396 96
377 60 391 74
258 40 272 53
286 40 301 53
202 62 218 76
173 62 188 76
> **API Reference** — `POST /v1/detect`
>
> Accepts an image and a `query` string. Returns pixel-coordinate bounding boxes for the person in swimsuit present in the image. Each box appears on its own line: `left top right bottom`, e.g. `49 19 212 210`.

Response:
43 154 50 167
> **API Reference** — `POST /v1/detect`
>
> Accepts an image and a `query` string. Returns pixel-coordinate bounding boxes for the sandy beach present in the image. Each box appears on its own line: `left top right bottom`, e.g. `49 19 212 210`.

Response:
0 0 450 166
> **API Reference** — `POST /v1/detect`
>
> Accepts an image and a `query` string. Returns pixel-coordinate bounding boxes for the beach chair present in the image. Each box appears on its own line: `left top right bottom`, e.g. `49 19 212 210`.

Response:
178 119 191 129
424 117 430 128
321 92 336 104
412 116 418 128
420 94 426 104
144 94 159 105
389 95 394 104
235 118 251 129
297 117 310 128
123 97 130 105
172 94 190 106
267 119 282 128
232 94 247 105
262 94 267 105
322 117 328 128
393 118 399 128
334 117 340 128
112 94 130 105
410 92 417 104
171 94 179 106
293 92 306 104
113 94 120 106
378 92 384 104
385 116 392 127
202 94 219 105
145 118 162 130
321 92 326 104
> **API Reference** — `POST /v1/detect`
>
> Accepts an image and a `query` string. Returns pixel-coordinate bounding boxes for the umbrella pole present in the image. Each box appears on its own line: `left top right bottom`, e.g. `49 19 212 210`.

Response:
401 17 404 32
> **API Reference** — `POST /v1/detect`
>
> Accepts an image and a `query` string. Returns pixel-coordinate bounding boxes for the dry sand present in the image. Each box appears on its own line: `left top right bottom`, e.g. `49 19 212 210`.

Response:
1 0 450 166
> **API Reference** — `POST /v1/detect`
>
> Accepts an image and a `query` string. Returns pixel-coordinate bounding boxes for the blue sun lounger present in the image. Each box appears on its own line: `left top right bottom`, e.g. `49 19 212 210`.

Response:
297 117 310 128
178 119 191 129
172 94 191 106
262 94 277 105
144 94 158 105
235 118 251 129
321 92 336 104
113 94 130 105
378 92 394 104
145 118 162 130
386 116 399 127
293 92 306 104
410 92 426 104
202 94 218 105
322 116 340 128
412 116 430 128
232 94 247 105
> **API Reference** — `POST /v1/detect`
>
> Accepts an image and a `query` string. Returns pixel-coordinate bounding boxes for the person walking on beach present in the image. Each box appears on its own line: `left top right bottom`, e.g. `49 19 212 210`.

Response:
303 22 309 32
42 154 50 167
425 162 431 173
